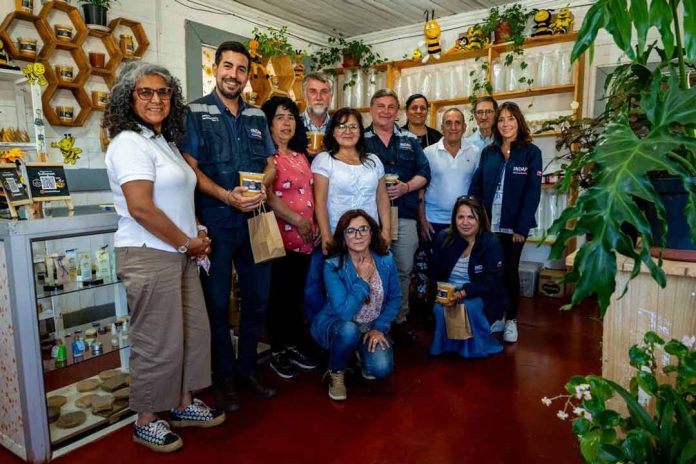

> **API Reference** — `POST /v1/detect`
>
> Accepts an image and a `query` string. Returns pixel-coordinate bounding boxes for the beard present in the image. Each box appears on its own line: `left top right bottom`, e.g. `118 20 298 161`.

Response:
217 78 243 100
308 102 328 117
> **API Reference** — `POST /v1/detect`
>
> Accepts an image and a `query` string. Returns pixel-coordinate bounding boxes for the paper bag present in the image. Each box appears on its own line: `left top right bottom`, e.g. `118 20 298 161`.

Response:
390 205 399 241
247 206 286 264
444 303 473 340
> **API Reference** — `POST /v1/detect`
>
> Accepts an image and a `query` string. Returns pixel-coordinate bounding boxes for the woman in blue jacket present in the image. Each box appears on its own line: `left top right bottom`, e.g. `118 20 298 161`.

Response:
311 209 401 401
429 196 505 358
468 101 542 344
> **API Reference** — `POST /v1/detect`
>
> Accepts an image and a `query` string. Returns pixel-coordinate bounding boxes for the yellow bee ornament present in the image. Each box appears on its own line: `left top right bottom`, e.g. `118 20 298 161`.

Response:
51 134 82 165
22 63 47 86
420 10 441 63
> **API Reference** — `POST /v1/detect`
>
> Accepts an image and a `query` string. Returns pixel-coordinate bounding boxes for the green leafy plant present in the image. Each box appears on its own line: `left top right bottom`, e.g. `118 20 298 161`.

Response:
309 31 384 88
246 26 296 59
546 0 696 315
543 331 696 463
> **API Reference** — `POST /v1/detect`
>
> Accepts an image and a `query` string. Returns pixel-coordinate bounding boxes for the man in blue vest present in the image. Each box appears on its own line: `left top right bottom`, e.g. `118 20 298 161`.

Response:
181 41 277 412
365 89 431 345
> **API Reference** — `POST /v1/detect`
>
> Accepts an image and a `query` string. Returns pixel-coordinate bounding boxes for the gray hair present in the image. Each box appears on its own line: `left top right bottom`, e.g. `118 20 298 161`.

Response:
441 108 465 125
302 72 333 94
104 61 186 144
370 88 400 107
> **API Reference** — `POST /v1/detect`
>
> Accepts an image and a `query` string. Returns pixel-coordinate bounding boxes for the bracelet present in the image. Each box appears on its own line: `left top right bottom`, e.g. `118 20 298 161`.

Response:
406 182 411 193
196 224 208 234
223 189 233 206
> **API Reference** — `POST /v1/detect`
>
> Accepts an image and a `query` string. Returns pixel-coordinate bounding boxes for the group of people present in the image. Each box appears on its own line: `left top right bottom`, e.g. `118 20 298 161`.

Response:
104 40 542 453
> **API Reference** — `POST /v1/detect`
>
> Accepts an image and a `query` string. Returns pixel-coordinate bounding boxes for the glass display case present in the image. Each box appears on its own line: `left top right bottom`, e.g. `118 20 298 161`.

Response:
0 206 133 462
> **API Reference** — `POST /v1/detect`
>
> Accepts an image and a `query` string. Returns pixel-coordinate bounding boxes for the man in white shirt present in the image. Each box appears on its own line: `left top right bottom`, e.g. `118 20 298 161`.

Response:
300 73 333 157
419 108 480 241
466 96 498 152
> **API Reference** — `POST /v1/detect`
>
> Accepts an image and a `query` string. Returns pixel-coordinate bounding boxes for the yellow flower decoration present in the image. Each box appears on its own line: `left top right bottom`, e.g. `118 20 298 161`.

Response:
0 148 25 163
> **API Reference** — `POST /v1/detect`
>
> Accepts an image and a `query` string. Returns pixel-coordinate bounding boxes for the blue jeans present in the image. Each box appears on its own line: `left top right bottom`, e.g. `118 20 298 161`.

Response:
202 223 271 384
327 320 393 379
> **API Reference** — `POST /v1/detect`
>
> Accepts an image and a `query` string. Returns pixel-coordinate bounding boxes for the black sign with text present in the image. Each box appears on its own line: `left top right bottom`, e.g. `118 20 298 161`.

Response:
0 165 30 202
26 164 70 199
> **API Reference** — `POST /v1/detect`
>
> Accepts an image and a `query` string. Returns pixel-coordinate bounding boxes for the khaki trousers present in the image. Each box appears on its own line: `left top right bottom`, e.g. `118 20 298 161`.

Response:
116 247 211 412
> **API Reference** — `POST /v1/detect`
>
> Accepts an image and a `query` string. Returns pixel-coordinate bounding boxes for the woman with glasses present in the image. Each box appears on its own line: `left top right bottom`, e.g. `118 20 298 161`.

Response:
311 209 401 401
468 101 542 344
429 196 505 358
105 62 224 453
261 96 319 380
311 107 391 254
401 94 442 149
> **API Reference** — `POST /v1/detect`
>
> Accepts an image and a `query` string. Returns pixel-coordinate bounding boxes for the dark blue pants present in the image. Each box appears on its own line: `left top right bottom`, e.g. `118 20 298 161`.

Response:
202 224 270 384
328 320 393 379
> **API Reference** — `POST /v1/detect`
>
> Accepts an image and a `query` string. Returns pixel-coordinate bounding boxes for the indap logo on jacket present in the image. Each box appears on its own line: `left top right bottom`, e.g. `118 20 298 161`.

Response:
512 166 528 175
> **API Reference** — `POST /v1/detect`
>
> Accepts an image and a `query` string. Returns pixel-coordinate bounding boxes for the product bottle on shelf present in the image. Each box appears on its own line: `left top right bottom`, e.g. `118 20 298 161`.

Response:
110 322 119 348
119 320 130 373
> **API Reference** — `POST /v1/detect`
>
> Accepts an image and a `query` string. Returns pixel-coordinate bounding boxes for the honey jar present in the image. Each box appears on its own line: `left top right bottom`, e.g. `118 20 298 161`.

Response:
55 64 74 83
54 24 73 41
17 37 37 57
119 34 135 58
14 0 33 14
56 106 74 123
91 90 108 109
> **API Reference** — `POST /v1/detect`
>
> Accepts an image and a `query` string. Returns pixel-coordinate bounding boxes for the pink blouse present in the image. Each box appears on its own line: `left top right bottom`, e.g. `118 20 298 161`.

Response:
272 150 316 254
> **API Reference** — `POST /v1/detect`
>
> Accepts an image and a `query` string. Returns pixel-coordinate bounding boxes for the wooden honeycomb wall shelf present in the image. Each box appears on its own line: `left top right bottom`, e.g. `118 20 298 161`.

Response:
0 2 149 127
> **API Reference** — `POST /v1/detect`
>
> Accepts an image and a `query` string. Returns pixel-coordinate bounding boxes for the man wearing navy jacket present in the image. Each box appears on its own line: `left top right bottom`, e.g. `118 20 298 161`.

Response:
365 89 431 344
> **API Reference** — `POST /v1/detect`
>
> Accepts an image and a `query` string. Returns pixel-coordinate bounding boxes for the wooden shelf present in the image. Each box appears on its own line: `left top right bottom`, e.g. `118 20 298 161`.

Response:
37 1 89 52
108 17 149 59
0 10 54 61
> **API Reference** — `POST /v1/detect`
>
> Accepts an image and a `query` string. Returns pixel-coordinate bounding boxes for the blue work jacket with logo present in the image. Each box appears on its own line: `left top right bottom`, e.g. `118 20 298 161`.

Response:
468 141 542 237
364 124 431 221
181 91 275 228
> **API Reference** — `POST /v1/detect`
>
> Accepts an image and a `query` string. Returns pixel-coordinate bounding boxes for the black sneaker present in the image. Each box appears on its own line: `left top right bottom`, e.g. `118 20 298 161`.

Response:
170 399 225 428
133 419 182 453
287 346 319 370
270 351 299 379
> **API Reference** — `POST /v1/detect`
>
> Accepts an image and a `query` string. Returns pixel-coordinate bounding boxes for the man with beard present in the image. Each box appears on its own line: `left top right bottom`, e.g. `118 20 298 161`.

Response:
466 96 498 153
181 41 277 413
300 73 333 157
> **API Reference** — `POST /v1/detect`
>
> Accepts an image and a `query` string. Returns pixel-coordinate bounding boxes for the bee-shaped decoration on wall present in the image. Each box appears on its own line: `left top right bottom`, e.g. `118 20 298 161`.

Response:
420 10 442 63
531 9 554 36
551 7 575 35
293 49 305 81
51 134 82 165
22 62 47 86
412 47 422 62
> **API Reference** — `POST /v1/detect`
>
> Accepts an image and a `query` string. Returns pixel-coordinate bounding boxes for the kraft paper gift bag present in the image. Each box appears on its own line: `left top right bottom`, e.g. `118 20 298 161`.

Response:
444 303 473 340
390 205 399 241
247 205 286 264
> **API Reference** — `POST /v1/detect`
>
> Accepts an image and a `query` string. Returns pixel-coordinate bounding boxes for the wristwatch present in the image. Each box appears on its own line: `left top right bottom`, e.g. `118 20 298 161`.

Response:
177 238 191 254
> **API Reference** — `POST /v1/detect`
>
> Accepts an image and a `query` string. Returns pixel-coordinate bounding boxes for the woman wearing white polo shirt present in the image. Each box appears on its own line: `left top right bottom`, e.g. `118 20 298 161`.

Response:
104 62 223 453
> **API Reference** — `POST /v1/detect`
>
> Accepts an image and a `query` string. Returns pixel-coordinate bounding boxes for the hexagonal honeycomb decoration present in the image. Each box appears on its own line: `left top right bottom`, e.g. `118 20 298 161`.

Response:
44 47 91 89
37 1 88 51
0 10 54 61
42 84 92 127
108 17 149 60
87 28 122 79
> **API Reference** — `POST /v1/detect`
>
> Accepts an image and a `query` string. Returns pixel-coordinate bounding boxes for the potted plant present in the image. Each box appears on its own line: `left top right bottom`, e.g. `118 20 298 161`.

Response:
80 0 113 27
245 26 295 63
543 331 696 463
481 3 531 45
546 0 696 315
309 31 384 88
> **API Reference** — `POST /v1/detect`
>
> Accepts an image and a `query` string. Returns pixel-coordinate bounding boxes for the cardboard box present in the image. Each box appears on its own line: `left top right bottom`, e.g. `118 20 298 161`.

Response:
519 261 542 297
538 268 566 298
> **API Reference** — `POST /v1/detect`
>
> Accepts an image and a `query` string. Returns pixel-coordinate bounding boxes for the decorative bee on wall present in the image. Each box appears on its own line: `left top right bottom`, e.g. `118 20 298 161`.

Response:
551 7 575 35
531 9 554 36
51 134 82 165
22 62 47 86
420 10 442 63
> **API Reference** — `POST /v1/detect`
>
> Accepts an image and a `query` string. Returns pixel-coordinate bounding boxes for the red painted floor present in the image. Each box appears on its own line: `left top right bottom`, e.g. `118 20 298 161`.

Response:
2 296 601 464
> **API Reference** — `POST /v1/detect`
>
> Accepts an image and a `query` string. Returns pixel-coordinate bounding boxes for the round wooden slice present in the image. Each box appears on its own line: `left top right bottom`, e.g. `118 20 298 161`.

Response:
56 411 86 429
76 378 101 392
48 405 61 423
47 395 67 408
75 394 97 409
113 387 130 401
98 369 120 381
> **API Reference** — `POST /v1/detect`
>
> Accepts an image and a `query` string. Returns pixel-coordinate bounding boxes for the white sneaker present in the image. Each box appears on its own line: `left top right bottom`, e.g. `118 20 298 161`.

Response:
503 319 518 343
490 318 506 333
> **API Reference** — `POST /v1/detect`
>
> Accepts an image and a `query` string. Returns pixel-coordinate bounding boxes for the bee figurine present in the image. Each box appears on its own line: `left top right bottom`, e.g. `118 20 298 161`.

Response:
551 7 575 35
248 36 265 79
22 62 47 86
51 133 82 165
412 47 422 62
531 9 554 36
420 10 441 63
464 24 489 50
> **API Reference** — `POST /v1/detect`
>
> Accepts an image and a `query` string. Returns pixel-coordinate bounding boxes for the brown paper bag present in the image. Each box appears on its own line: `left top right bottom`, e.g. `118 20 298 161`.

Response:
390 205 399 241
444 303 473 340
247 205 286 264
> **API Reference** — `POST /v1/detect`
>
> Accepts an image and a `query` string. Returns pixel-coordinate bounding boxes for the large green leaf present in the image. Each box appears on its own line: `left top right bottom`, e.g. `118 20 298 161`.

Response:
649 0 675 61
571 0 608 63
550 77 696 315
605 378 659 435
604 0 635 60
680 440 696 464
580 429 602 462
629 0 650 60
685 0 696 62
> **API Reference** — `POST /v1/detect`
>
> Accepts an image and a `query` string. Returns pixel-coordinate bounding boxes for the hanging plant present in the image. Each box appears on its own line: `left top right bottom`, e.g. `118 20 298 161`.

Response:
245 26 296 59
309 31 384 89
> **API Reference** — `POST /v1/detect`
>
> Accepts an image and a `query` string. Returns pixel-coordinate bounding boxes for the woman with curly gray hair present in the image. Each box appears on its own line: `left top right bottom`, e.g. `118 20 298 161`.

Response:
104 61 224 453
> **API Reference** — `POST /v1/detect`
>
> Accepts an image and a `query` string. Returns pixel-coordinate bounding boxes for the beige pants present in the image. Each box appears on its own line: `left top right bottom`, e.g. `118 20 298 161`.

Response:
116 247 211 412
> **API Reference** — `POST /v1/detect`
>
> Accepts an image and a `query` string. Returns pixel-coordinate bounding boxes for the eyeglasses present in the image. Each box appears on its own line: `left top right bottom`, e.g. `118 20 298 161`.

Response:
134 87 173 101
475 109 495 116
336 123 360 132
344 225 371 237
